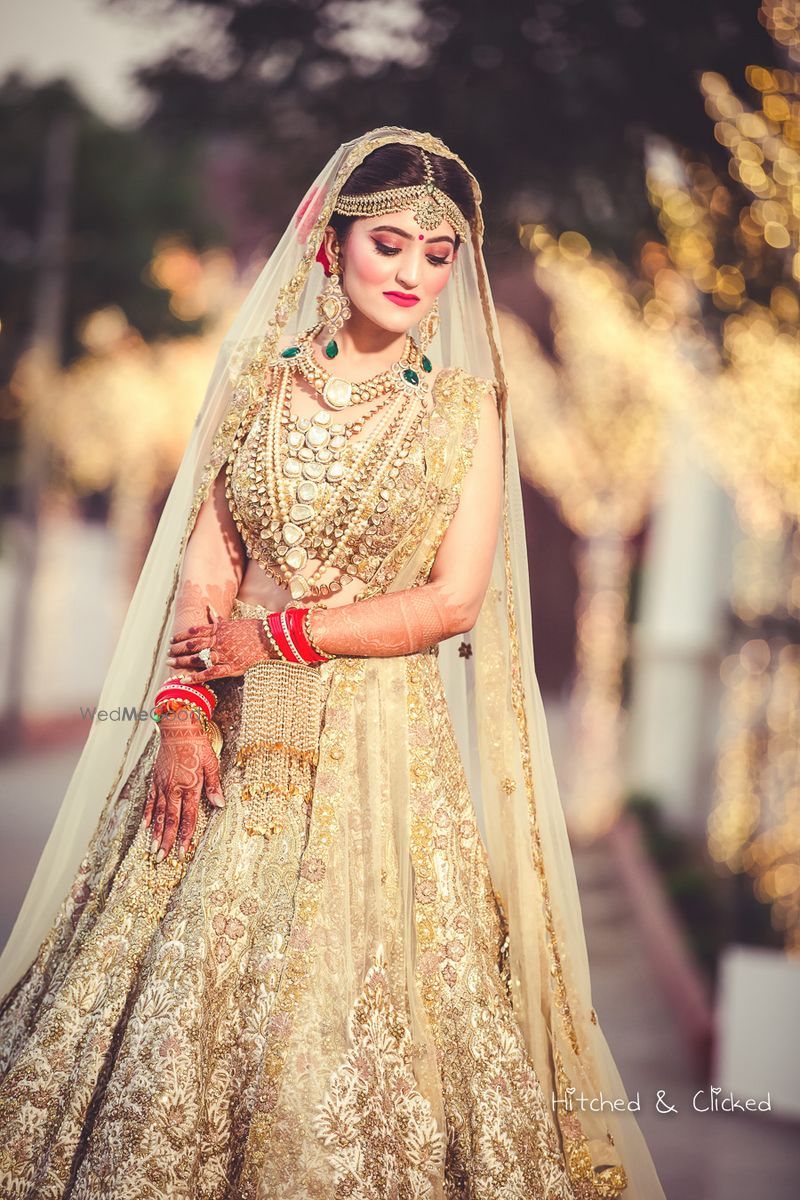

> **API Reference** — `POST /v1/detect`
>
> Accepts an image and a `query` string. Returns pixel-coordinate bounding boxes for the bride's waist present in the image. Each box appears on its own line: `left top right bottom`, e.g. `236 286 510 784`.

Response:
236 559 369 611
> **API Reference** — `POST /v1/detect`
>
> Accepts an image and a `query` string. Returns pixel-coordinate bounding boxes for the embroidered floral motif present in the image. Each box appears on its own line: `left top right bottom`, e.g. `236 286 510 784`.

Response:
312 944 445 1199
406 653 579 1200
0 678 303 1199
0 369 596 1200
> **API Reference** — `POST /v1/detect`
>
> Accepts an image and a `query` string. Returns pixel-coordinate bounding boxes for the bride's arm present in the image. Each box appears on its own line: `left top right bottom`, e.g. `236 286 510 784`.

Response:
169 467 247 652
146 467 246 861
308 385 503 658
165 465 296 682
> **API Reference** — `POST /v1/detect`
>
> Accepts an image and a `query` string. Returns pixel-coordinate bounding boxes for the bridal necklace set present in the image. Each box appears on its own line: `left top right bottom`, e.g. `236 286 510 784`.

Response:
225 320 437 602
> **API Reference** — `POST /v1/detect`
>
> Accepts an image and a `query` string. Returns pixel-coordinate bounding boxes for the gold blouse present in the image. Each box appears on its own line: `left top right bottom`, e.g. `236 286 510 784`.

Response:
224 362 488 600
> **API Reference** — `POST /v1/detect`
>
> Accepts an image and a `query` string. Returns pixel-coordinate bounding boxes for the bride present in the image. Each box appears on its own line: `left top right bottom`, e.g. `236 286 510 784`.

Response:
0 127 666 1199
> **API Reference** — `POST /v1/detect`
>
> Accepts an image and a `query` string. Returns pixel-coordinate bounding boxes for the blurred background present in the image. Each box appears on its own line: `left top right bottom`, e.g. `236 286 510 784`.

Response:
0 1 798 1195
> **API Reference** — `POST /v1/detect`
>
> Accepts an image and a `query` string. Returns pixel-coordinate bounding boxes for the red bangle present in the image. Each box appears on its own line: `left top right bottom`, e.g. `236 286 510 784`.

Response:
285 607 332 663
264 608 332 664
266 611 304 663
154 677 217 719
157 675 218 710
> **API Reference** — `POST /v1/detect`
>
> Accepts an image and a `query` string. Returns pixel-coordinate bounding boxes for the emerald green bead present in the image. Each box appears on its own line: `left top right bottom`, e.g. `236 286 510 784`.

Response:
403 367 420 386
325 339 339 358
280 346 300 357
421 355 432 373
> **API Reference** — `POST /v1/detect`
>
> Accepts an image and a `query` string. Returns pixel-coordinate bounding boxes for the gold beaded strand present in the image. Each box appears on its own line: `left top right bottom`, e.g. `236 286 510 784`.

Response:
225 325 433 603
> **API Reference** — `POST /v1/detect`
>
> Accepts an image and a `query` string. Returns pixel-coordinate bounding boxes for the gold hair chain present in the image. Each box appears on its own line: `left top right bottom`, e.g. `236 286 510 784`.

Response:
333 148 470 241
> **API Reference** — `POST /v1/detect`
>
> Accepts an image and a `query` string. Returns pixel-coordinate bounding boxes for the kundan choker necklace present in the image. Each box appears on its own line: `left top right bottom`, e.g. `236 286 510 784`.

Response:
280 322 432 410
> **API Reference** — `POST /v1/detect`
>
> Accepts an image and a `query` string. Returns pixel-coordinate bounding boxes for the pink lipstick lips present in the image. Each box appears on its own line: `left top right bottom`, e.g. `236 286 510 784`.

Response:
383 292 420 307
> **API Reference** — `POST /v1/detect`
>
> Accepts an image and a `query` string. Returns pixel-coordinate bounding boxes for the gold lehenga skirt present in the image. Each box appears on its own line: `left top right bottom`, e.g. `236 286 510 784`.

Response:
0 600 579 1200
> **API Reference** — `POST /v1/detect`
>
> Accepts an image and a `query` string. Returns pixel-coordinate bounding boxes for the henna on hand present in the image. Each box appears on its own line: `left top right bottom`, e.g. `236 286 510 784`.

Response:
307 579 468 658
143 711 225 861
167 616 274 684
174 577 238 643
169 580 469 670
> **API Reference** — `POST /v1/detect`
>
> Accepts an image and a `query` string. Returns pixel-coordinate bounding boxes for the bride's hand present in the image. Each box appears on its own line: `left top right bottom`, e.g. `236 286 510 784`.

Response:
167 609 274 684
143 711 225 862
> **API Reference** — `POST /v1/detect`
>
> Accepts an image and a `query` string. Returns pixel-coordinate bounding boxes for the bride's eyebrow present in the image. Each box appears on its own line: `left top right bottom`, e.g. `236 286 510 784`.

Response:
370 224 455 247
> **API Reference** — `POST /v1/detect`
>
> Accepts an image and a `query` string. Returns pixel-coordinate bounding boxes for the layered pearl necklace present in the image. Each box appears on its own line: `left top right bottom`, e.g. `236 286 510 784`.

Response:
226 325 434 603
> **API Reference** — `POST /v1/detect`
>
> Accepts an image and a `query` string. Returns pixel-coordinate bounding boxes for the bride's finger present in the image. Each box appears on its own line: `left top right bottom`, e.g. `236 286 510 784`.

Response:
169 634 213 658
190 660 236 683
170 623 213 649
143 778 156 826
167 654 209 674
166 656 199 674
171 622 212 641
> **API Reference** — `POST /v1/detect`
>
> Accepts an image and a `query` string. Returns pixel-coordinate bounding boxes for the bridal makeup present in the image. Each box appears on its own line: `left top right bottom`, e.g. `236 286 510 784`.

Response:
321 210 457 338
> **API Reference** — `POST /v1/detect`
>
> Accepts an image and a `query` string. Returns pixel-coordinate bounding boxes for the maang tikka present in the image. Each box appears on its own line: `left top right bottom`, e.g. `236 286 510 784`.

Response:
333 148 470 241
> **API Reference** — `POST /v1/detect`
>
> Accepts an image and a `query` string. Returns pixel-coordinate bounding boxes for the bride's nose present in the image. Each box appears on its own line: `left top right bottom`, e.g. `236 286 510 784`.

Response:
395 250 423 291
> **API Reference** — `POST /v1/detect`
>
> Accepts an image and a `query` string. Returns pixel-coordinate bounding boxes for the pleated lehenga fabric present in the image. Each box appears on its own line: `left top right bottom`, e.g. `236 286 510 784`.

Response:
0 595 579 1199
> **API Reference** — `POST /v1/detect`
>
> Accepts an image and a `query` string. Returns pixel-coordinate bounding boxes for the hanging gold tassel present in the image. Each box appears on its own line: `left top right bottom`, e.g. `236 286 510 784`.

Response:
234 657 324 839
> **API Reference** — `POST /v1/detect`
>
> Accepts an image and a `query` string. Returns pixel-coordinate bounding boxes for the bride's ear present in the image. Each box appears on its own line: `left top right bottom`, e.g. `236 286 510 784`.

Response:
317 225 342 277
322 224 340 261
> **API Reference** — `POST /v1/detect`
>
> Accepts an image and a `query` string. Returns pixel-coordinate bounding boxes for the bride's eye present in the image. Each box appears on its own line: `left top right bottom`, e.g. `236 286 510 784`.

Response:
373 240 452 267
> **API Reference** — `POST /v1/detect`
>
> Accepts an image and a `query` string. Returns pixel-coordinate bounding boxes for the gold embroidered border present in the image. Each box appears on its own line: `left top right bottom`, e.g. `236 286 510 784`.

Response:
501 493 628 1198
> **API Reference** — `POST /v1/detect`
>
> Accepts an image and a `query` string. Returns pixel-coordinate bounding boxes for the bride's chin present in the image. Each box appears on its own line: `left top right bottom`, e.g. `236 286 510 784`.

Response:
360 306 420 336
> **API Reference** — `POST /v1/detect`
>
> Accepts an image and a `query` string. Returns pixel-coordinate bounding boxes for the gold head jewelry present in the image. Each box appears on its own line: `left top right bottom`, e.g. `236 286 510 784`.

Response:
333 148 471 241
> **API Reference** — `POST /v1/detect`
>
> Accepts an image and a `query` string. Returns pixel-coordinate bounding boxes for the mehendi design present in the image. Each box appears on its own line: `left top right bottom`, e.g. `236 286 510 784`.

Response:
144 715 224 862
174 576 239 636
307 579 467 657
168 615 274 681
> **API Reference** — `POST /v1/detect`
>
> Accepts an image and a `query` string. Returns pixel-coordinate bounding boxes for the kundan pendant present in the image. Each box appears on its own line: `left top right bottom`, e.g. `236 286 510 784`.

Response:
322 376 354 410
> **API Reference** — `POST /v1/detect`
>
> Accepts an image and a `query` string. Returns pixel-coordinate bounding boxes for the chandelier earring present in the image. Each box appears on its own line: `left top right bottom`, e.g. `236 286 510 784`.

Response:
417 296 440 360
316 247 351 359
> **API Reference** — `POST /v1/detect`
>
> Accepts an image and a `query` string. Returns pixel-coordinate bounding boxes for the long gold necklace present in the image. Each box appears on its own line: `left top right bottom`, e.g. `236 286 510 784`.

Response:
271 362 427 600
226 329 433 602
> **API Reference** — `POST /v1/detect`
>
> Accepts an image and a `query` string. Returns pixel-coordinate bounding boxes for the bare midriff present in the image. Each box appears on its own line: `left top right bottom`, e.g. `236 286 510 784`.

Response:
236 562 368 611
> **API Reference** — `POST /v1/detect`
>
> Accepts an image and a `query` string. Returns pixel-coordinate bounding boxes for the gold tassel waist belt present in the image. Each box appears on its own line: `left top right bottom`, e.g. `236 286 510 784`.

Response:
231 599 325 839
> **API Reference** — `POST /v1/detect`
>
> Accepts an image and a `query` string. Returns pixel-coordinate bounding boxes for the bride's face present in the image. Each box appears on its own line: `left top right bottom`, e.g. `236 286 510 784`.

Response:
324 209 458 337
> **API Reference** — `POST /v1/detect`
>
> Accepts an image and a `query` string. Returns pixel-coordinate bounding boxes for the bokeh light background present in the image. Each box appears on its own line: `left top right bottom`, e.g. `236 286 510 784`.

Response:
0 2 798 1195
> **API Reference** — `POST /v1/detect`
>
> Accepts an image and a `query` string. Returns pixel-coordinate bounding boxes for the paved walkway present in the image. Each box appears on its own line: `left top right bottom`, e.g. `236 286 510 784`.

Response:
1 740 797 1197
0 740 83 951
573 839 799 1198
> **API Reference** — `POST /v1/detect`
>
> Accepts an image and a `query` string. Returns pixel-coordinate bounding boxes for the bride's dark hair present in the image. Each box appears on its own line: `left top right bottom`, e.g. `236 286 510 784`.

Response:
329 143 476 250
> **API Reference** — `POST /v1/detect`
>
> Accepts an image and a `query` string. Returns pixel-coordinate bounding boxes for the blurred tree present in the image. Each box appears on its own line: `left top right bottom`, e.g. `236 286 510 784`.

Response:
108 0 776 257
0 74 221 378
0 73 222 509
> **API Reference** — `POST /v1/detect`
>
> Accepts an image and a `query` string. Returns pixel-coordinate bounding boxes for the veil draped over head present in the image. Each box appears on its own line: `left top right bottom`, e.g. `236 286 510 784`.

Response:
0 127 665 1198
